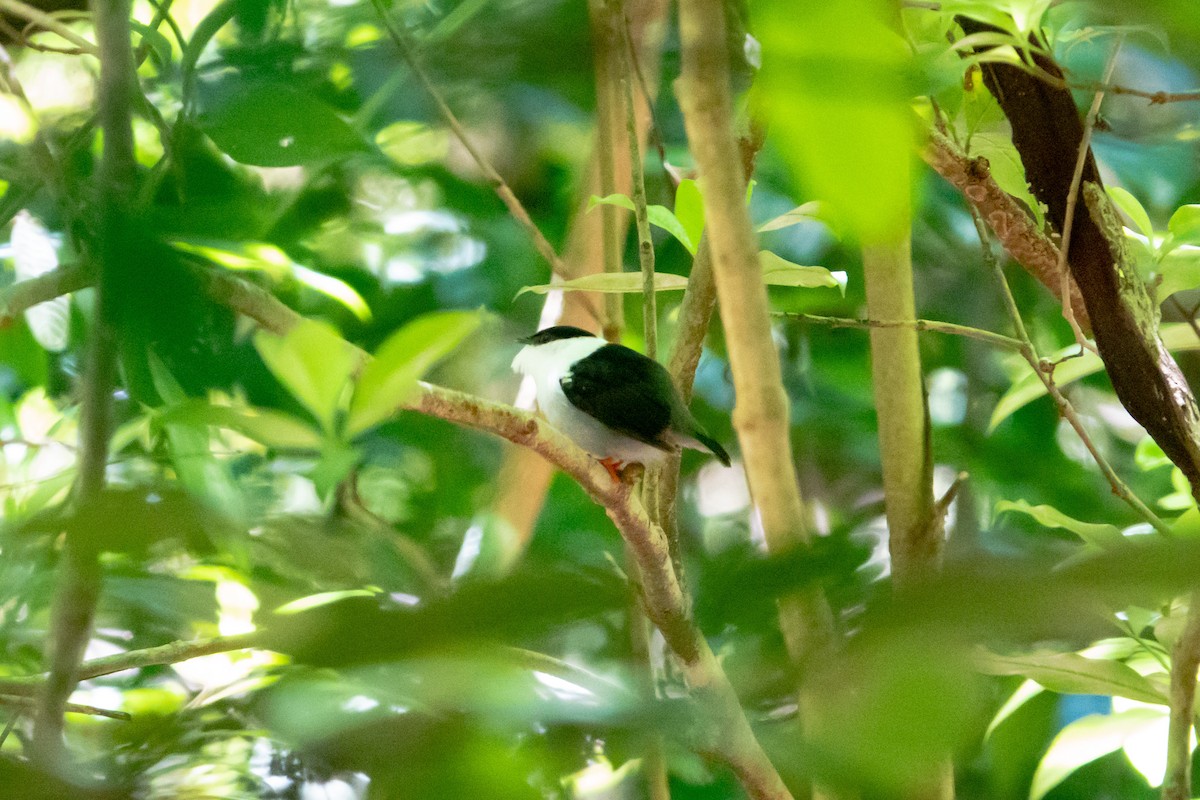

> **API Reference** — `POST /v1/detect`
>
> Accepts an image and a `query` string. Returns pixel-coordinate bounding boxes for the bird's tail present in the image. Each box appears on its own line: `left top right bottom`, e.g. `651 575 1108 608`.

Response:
693 431 731 466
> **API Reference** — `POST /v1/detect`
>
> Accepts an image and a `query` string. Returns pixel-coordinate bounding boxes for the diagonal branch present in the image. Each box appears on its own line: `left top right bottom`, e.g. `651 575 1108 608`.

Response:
921 127 1090 331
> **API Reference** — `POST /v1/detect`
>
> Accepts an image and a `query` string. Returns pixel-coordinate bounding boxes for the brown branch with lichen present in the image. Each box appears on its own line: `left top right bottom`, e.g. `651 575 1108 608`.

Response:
921 127 1090 331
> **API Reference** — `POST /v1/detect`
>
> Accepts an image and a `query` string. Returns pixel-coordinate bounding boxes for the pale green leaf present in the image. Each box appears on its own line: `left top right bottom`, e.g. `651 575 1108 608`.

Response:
275 589 377 615
755 0 913 243
994 499 1125 550
1168 204 1200 246
171 239 372 322
757 201 828 233
588 194 696 253
974 648 1165 705
161 399 324 450
675 179 705 247
647 205 696 253
517 272 689 297
254 320 361 435
1029 710 1165 800
989 324 1200 429
1157 246 1200 300
347 310 484 437
759 251 847 294
986 679 1043 739
588 193 635 213
969 131 1042 226
1107 186 1154 241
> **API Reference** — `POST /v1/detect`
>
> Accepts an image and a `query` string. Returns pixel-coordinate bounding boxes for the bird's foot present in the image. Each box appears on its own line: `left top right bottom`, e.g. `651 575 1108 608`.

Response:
598 457 624 484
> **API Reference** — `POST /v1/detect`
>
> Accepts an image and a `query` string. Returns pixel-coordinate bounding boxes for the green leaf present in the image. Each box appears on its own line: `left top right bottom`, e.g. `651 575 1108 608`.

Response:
1106 186 1154 241
1156 246 1200 300
674 179 705 247
254 320 361 435
759 251 847 294
989 324 1200 429
160 399 324 450
198 80 368 167
756 0 914 243
170 239 372 322
1029 709 1166 800
149 356 245 521
973 649 1166 705
757 201 828 233
986 679 1043 738
347 310 484 437
994 499 1125 550
588 194 695 253
1168 204 1200 246
516 272 689 297
647 205 696 254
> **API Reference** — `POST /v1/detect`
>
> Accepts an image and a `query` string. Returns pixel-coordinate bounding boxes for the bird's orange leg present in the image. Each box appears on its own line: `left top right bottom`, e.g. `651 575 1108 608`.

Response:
598 457 624 484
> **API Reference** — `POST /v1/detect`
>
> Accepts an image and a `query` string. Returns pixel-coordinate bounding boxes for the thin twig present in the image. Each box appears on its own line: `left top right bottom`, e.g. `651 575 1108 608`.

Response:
0 0 98 55
971 210 1170 536
369 0 574 285
785 313 1024 351
2 696 130 721
618 10 656 360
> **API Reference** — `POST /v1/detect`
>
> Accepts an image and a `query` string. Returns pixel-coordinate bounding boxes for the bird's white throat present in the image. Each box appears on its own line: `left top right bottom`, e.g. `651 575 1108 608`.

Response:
511 336 606 386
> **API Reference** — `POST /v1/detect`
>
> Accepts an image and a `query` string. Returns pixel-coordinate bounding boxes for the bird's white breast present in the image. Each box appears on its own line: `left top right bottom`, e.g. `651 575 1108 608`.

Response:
511 336 668 464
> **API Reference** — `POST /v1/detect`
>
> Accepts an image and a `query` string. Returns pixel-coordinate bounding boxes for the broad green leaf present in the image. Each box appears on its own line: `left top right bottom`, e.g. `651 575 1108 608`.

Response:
755 0 914 243
989 324 1200 429
1168 204 1200 246
1029 709 1165 800
1156 246 1200 300
588 194 695 253
994 499 1125 550
973 649 1165 705
757 201 828 233
674 179 705 246
198 80 368 167
1107 186 1154 241
648 206 696 253
161 399 324 450
347 310 484 437
517 272 689 297
254 320 361 435
759 251 847 294
969 131 1042 226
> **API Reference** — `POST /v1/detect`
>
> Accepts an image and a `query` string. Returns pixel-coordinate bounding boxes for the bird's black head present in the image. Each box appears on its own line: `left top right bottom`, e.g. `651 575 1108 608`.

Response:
518 325 597 345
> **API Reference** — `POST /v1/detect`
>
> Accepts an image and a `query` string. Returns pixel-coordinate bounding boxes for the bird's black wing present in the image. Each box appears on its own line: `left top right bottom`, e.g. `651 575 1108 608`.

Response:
560 344 676 448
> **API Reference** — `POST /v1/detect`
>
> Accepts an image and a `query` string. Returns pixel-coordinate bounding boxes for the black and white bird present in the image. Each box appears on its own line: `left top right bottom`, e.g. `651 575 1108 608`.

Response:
512 325 731 482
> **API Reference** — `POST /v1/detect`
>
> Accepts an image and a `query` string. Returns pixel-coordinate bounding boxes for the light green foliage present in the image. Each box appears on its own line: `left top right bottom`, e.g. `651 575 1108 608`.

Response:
254 319 361 436
347 309 484 436
7 0 1200 797
755 0 915 243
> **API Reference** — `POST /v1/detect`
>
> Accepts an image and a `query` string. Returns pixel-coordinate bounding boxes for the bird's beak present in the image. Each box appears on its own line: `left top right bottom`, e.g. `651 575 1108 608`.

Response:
516 334 537 345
